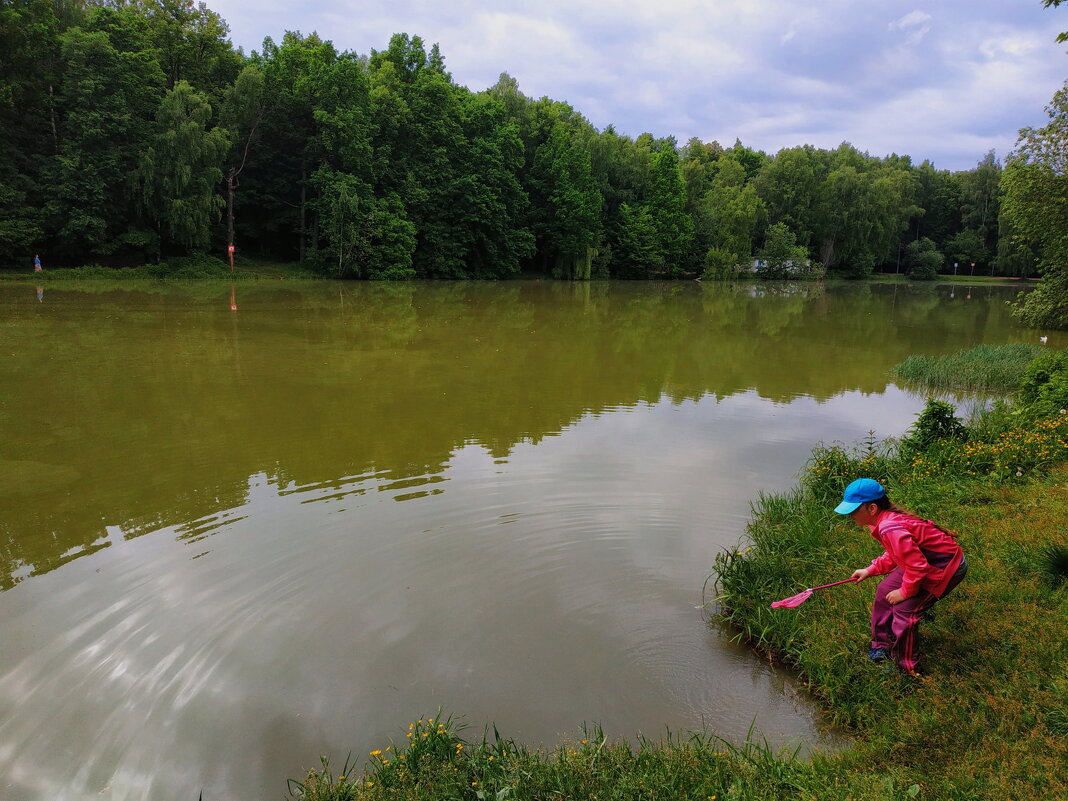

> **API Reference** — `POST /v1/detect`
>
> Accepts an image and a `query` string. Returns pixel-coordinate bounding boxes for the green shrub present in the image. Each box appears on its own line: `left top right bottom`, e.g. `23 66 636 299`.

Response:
702 246 742 280
906 238 943 281
152 253 231 278
899 399 967 454
1019 350 1068 413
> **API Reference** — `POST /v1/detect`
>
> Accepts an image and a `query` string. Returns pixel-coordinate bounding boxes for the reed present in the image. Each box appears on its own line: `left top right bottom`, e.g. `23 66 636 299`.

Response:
890 343 1047 394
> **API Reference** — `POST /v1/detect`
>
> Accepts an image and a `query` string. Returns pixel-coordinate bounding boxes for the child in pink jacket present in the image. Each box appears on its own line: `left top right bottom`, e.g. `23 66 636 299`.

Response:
835 478 967 676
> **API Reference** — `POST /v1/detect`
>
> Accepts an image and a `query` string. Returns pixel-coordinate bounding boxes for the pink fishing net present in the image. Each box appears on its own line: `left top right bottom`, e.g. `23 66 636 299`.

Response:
770 589 814 608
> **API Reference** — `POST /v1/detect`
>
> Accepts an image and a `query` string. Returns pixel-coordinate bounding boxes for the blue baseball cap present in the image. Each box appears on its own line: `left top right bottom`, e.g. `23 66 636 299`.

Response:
834 478 886 514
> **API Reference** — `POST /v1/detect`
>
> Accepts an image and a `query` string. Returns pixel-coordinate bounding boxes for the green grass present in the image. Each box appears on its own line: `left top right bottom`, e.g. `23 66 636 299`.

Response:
890 343 1049 394
0 254 322 281
289 715 856 801
867 273 1035 285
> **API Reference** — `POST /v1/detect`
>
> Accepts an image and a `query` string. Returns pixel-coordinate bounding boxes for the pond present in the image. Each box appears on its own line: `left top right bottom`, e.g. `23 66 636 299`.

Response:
0 280 1048 801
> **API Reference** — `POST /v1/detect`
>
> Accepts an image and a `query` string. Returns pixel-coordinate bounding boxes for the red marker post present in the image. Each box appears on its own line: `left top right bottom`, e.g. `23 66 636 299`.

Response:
228 243 235 272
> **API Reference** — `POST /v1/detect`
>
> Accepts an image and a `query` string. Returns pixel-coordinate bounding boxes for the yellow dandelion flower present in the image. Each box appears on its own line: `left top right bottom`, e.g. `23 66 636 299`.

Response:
370 750 382 756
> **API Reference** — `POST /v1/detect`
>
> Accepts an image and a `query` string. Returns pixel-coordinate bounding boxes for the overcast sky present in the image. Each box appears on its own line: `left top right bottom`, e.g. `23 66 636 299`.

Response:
208 0 1066 172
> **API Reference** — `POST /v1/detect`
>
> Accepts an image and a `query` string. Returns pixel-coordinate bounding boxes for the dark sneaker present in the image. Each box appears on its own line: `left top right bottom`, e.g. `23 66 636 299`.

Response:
868 647 890 662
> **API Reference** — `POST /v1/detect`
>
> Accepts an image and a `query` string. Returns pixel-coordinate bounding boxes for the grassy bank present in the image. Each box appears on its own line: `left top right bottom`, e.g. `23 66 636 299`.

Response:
0 255 321 281
288 348 1068 801
867 273 1037 285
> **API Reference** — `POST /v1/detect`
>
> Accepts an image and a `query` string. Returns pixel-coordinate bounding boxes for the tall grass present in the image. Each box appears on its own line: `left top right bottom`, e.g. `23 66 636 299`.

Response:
890 343 1047 394
288 715 851 801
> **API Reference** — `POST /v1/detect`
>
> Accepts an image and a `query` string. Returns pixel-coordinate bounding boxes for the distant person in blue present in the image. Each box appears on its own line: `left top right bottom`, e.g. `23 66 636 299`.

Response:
33 254 42 273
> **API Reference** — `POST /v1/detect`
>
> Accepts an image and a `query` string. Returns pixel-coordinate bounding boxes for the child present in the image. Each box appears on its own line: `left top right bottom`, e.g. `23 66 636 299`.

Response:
835 478 967 676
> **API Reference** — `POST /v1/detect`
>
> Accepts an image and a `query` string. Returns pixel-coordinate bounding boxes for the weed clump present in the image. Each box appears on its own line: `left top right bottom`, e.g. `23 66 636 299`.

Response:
890 343 1046 394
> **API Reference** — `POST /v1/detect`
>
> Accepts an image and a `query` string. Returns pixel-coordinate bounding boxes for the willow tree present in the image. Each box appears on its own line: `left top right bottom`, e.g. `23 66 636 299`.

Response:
138 80 229 256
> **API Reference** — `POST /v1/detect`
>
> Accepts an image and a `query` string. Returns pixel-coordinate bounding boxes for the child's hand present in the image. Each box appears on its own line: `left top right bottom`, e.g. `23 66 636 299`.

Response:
850 568 870 582
885 589 905 605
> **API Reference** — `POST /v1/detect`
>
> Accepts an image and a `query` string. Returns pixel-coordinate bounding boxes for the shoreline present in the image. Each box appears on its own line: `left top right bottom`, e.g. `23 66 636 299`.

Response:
289 410 1068 799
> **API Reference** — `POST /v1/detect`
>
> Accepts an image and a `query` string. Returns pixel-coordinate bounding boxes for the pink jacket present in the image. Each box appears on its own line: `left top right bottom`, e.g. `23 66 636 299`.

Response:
867 511 964 599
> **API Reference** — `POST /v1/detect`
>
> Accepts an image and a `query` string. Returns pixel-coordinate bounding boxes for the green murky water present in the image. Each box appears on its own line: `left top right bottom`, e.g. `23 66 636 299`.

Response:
0 280 1048 801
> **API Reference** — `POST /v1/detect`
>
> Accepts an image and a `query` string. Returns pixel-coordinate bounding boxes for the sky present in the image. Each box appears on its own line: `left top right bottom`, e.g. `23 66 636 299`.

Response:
207 0 1067 172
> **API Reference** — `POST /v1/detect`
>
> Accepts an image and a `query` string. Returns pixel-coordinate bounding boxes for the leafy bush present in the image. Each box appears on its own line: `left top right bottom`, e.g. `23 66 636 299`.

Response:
702 246 742 280
152 253 231 278
906 237 943 281
899 399 967 454
1019 350 1068 413
755 223 808 280
836 251 875 280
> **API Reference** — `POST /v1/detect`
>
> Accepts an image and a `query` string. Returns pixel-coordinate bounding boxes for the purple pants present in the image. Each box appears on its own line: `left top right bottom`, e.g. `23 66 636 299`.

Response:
871 557 967 673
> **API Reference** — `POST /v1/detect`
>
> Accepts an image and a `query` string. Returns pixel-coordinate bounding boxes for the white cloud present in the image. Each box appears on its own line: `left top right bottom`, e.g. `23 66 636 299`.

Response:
904 25 931 45
890 10 932 30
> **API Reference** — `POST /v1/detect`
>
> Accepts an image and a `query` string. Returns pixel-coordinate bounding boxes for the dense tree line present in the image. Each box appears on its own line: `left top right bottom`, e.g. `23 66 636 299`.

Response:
0 0 1046 282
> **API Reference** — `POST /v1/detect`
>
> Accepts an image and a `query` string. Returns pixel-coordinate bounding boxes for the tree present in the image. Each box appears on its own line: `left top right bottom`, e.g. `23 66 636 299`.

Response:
756 222 808 279
612 203 660 278
532 125 601 279
753 144 826 251
140 0 240 95
698 154 763 277
220 65 267 256
253 32 341 261
1041 0 1068 42
944 229 987 273
647 143 693 275
1002 81 1068 327
138 80 229 255
448 92 535 278
48 13 162 257
910 160 960 248
0 0 66 259
906 237 943 281
955 151 1001 255
366 193 416 280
